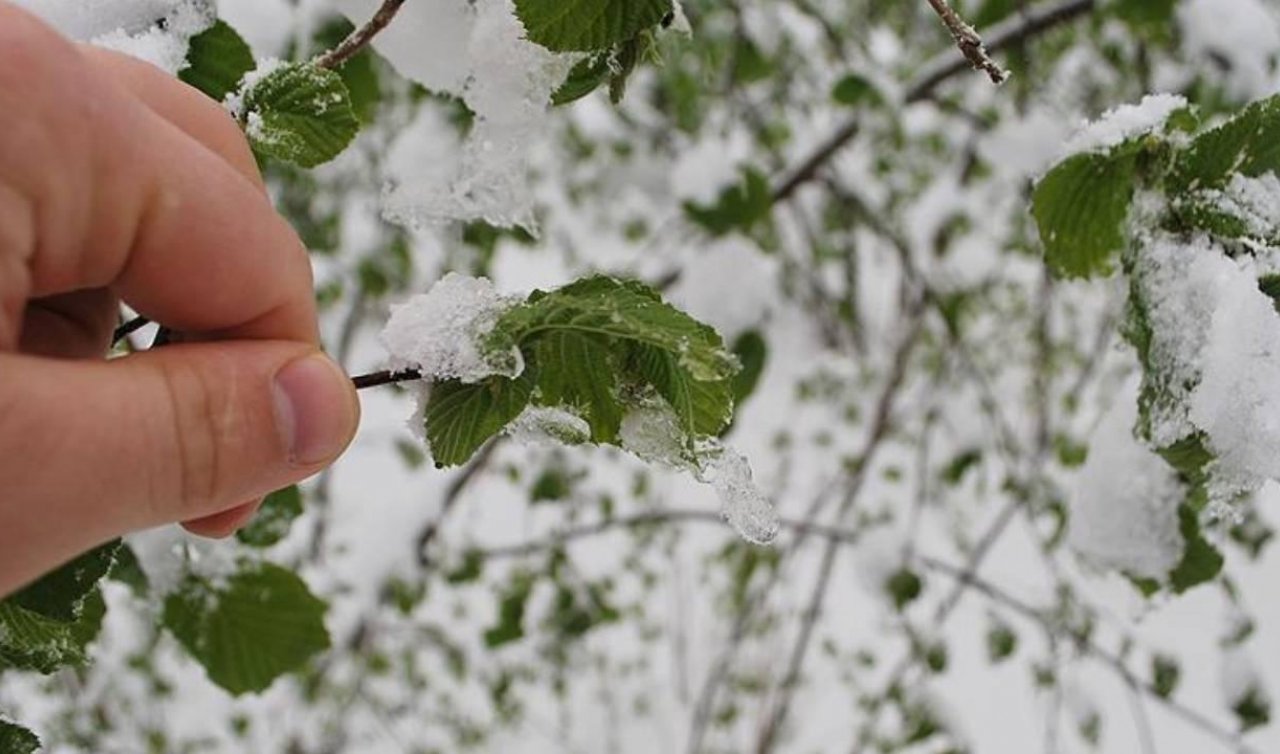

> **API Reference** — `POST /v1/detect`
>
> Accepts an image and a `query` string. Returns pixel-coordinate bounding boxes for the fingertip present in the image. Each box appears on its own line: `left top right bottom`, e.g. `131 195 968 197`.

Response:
182 499 262 539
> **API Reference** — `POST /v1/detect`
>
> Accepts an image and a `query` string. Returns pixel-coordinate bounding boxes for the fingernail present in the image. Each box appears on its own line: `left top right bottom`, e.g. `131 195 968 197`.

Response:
273 353 357 465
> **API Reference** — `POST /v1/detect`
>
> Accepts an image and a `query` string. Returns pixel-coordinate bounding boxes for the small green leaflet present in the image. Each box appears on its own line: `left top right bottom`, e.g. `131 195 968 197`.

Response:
7 539 119 622
426 371 538 468
240 62 360 168
180 20 255 102
0 719 39 754
0 589 104 674
1032 147 1139 279
422 276 738 468
514 0 672 53
236 485 304 548
684 167 773 237
1170 94 1280 191
484 573 534 648
162 563 329 695
1168 504 1225 593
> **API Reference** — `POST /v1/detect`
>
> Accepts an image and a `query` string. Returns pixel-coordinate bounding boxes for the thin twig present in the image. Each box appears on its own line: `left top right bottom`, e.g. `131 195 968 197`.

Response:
112 315 151 346
772 0 1096 203
352 368 423 390
924 0 1010 85
416 439 503 567
315 0 406 70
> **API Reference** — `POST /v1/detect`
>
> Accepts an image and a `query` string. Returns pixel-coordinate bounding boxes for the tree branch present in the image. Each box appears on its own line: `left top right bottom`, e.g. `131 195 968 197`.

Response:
351 368 423 390
772 0 1096 203
924 0 1009 85
315 0 406 70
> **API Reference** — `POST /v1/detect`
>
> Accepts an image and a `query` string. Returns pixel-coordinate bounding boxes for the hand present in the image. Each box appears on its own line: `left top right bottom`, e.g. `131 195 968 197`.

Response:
0 4 360 596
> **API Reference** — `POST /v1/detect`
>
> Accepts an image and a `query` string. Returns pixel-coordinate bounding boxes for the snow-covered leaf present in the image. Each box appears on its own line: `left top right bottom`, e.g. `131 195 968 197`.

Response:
240 62 360 168
7 540 119 622
0 589 104 674
0 719 39 754
1170 93 1280 191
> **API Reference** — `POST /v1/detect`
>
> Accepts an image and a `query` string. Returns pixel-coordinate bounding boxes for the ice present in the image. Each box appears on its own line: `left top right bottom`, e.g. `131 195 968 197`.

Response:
696 444 781 546
379 273 523 383
339 0 572 227
14 0 214 75
505 406 592 447
1069 382 1186 580
618 398 692 469
1061 94 1188 156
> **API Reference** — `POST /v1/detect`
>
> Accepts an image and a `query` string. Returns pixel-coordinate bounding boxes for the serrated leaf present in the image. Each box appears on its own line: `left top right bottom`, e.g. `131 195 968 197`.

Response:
426 372 537 468
236 486 304 548
8 540 119 622
515 0 672 52
628 343 734 438
241 62 359 168
1033 149 1138 278
0 719 39 754
1169 504 1224 592
162 563 329 695
493 276 738 384
1170 94 1280 191
536 332 624 442
0 590 103 674
180 20 255 102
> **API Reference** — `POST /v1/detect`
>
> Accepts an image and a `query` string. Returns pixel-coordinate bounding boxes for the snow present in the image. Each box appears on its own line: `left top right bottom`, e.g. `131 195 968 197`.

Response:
695 444 780 545
1069 381 1186 580
338 0 571 227
505 406 592 447
1196 172 1280 240
13 0 214 75
1061 93 1187 156
379 273 523 383
1179 0 1280 101
1221 646 1272 712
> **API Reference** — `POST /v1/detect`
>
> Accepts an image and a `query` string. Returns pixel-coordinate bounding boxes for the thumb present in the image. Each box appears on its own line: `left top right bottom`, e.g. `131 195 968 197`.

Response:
0 342 359 589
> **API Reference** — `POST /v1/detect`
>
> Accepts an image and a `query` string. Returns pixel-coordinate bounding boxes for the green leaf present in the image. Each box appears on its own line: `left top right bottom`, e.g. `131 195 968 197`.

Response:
1152 654 1180 699
0 719 39 754
885 569 923 611
311 18 382 123
536 332 624 442
484 573 534 648
1033 149 1139 278
8 540 119 622
986 623 1017 663
108 544 150 598
162 563 329 695
831 74 883 108
180 20 255 102
552 53 611 106
1169 504 1225 593
729 330 768 406
0 591 103 674
1171 94 1280 191
240 62 360 168
493 276 738 384
684 167 773 237
425 371 537 468
236 486 304 548
514 0 672 52
628 343 734 438
1233 687 1272 732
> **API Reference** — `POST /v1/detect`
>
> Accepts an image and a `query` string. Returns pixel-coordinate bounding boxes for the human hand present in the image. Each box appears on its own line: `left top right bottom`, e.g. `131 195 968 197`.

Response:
0 3 360 596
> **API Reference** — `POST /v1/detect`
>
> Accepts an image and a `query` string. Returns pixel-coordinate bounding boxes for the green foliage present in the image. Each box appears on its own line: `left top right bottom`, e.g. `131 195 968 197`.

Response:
729 330 767 406
1151 654 1180 699
831 74 883 108
423 276 738 468
7 540 119 622
684 167 773 237
986 622 1017 663
162 564 330 695
1169 94 1280 191
0 719 38 754
426 372 538 468
1168 504 1225 593
180 20 255 102
236 486 304 548
1032 148 1138 278
514 0 672 52
885 568 923 611
0 591 103 674
1233 687 1272 732
239 63 360 168
484 573 534 648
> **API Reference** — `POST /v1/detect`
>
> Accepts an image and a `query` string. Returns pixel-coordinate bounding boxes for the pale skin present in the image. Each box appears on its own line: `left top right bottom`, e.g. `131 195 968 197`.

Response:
0 3 361 596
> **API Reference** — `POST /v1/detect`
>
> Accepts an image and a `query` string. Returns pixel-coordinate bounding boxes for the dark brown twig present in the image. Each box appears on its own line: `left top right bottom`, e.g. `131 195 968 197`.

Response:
925 0 1009 85
314 0 406 70
112 315 151 346
351 368 423 390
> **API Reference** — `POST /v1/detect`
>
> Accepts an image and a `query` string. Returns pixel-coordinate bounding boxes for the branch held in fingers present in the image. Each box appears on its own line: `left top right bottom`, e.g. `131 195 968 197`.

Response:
315 0 406 70
925 0 1010 85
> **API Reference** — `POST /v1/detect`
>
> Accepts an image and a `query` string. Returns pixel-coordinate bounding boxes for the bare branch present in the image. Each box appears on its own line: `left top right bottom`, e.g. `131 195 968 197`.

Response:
925 0 1009 85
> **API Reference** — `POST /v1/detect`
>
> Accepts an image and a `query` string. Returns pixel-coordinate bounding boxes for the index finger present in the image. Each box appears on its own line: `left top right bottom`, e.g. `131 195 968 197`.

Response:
1 5 317 344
